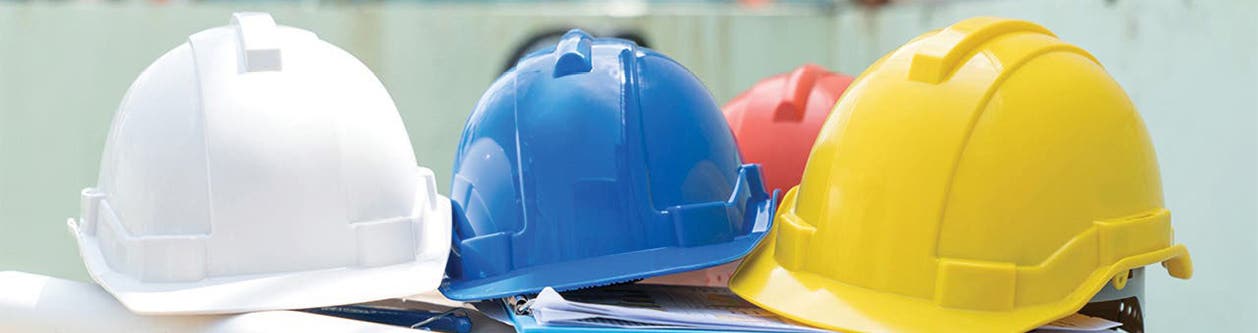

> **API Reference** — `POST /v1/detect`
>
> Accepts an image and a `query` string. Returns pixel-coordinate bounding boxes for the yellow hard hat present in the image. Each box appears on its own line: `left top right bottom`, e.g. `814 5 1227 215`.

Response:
728 17 1192 333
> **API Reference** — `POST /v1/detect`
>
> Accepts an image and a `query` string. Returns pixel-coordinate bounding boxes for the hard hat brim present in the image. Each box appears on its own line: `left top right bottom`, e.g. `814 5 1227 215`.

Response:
68 193 454 315
440 189 777 301
728 188 1192 333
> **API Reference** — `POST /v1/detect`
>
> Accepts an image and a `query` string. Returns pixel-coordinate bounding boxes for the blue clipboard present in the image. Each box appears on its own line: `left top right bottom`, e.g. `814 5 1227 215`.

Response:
304 305 474 333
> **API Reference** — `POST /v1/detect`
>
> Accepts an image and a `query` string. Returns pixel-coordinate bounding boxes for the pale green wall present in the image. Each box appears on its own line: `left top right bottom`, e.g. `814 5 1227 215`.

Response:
0 0 1253 330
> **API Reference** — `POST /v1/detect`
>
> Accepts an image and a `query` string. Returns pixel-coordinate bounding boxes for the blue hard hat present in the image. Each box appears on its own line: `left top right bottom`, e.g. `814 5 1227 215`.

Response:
442 30 776 301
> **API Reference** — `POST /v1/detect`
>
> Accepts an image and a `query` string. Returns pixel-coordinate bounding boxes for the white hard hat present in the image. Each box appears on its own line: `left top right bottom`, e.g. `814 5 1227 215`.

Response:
68 12 452 315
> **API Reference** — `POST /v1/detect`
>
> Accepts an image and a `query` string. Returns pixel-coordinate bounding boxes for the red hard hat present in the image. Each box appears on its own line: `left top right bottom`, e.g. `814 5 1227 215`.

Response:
723 64 854 196
640 65 852 288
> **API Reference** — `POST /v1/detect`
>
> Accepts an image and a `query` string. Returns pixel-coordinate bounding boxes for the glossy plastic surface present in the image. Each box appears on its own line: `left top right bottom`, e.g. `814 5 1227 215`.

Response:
722 64 853 195
644 64 852 287
729 17 1192 333
442 30 774 301
70 12 451 314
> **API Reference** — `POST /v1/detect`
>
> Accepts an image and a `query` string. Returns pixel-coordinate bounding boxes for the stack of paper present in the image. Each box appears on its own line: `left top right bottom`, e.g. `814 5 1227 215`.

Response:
1032 314 1123 332
528 285 828 332
521 284 1126 333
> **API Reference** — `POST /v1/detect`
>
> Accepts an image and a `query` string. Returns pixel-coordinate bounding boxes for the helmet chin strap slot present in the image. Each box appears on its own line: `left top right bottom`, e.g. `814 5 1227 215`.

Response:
1080 267 1146 332
1079 296 1144 333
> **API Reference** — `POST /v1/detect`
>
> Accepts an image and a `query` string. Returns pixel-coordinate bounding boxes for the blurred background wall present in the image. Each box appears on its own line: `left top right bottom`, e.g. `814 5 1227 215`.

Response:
0 0 1253 330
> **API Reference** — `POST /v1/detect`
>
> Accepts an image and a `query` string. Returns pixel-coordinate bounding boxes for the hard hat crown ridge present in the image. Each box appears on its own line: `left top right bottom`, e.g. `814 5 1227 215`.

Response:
230 12 284 72
729 17 1191 333
70 12 452 315
443 29 775 301
722 64 853 195
774 64 826 120
907 17 1059 84
552 30 593 77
